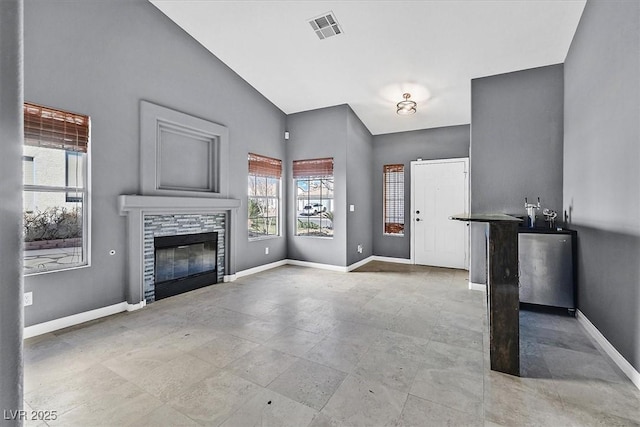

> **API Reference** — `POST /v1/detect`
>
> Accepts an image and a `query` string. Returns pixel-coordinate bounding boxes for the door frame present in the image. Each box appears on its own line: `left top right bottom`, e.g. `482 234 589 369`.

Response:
410 157 470 268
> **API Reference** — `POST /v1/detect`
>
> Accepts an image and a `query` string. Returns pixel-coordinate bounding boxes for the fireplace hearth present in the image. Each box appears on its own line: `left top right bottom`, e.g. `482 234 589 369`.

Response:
154 232 218 300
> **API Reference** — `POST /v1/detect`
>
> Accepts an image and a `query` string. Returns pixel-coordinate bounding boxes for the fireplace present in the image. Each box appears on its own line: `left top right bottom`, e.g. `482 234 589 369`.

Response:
119 195 240 308
153 232 218 300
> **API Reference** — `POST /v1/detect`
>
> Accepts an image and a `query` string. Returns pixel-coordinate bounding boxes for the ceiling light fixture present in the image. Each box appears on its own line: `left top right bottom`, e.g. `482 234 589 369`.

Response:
396 93 417 115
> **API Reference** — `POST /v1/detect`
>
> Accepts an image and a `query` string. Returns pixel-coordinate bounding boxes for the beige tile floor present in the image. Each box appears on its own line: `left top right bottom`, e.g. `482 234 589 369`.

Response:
24 262 640 426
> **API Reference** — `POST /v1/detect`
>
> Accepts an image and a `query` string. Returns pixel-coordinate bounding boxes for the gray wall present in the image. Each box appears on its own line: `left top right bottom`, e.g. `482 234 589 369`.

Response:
563 0 640 371
23 0 287 326
470 64 564 284
371 125 470 259
285 105 349 266
0 0 24 420
346 107 374 265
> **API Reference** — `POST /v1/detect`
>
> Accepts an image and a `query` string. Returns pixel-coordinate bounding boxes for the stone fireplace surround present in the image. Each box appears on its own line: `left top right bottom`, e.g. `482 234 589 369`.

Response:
119 195 240 306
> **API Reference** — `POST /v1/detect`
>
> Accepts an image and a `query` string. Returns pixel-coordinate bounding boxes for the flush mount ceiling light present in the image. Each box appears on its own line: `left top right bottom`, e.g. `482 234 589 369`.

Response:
308 11 342 40
396 93 417 115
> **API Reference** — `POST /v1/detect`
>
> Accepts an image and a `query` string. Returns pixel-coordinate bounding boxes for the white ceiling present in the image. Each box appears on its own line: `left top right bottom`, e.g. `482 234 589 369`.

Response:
151 0 586 135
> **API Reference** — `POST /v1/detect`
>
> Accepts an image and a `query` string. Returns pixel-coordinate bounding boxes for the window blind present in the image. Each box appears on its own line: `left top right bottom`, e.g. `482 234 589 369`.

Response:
248 153 282 178
23 102 89 153
292 157 333 179
383 164 404 234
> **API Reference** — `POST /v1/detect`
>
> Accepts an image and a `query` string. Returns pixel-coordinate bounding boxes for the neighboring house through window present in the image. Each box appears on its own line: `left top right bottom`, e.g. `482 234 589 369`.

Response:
23 156 35 212
383 164 404 235
294 157 334 237
248 153 282 239
65 151 84 203
23 102 90 274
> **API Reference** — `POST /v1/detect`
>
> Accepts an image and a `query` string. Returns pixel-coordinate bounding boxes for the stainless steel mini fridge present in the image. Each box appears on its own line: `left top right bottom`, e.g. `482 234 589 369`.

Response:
518 230 576 311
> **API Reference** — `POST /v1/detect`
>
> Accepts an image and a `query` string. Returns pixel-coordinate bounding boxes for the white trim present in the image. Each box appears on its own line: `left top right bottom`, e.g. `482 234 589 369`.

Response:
232 256 413 276
126 301 146 312
24 263 91 277
286 259 349 272
370 256 412 265
235 260 288 278
576 309 640 391
347 256 375 272
24 302 129 339
469 281 487 292
118 195 241 213
223 274 236 282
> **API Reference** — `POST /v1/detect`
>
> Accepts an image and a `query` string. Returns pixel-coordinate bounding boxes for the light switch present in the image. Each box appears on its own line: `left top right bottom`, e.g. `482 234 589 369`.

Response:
349 205 355 212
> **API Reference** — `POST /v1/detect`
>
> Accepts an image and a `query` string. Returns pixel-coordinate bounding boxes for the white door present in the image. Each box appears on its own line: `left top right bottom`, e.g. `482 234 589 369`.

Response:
411 158 469 269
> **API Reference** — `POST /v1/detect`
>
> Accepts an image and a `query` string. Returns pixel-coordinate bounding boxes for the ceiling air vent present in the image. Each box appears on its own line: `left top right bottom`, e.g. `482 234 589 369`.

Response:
308 11 342 40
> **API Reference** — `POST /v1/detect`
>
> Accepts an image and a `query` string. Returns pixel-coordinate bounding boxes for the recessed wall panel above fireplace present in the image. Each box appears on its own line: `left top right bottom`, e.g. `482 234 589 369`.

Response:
140 100 229 197
157 123 214 192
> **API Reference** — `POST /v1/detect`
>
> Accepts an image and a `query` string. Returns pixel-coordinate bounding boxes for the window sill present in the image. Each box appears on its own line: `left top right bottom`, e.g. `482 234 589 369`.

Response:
294 235 334 239
249 235 281 242
24 263 90 277
383 233 405 237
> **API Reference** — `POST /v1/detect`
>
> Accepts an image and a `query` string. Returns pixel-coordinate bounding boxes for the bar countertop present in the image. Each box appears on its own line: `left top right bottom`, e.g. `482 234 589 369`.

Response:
450 213 523 223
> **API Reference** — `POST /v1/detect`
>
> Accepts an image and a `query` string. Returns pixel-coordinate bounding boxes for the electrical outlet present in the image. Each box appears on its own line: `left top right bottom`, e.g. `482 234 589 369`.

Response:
357 244 363 253
24 292 33 307
265 247 269 255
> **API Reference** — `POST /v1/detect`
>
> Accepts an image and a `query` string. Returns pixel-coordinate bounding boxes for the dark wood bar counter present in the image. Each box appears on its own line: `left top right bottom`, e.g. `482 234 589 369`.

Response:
451 213 522 376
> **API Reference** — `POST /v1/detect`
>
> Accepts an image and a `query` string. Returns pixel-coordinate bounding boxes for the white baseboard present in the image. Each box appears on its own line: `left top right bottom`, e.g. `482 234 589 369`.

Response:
347 256 375 271
286 259 349 272
126 300 146 312
371 256 412 264
223 274 236 282
236 256 409 275
235 260 288 279
469 281 486 292
576 309 640 391
24 302 130 339
236 256 409 276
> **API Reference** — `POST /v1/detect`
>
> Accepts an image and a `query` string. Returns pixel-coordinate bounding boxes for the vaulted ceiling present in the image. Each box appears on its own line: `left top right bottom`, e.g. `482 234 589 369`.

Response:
151 0 586 135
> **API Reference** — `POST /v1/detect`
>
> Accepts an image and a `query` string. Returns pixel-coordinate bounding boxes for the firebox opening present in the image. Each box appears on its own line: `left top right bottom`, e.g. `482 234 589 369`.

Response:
154 231 218 300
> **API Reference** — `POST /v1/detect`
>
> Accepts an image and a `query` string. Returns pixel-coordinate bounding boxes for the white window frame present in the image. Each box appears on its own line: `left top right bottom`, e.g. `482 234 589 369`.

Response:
295 176 334 238
23 104 91 275
248 153 282 241
383 164 405 236
248 174 281 240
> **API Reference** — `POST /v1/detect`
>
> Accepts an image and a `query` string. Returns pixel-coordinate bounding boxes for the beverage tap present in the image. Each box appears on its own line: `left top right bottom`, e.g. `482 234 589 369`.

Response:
542 208 558 229
524 197 541 228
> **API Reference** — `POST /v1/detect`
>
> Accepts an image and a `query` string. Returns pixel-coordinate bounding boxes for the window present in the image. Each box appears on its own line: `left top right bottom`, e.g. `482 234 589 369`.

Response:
383 164 404 235
294 158 334 237
248 153 281 239
23 102 90 274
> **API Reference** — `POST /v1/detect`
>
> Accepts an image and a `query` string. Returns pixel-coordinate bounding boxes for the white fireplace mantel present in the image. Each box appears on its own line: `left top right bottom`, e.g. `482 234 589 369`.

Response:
119 195 241 306
119 195 241 214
